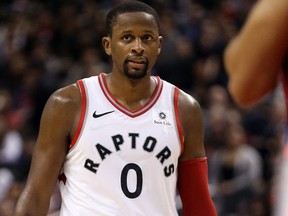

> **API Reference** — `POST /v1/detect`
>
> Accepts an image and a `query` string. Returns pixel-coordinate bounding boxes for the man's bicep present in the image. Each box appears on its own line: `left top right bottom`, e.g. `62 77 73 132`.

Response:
177 92 216 215
26 91 71 193
178 92 206 161
14 91 73 215
27 88 75 196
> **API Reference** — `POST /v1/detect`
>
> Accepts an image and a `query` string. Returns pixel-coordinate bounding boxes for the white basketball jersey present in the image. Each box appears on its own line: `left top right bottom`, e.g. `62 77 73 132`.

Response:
59 73 184 216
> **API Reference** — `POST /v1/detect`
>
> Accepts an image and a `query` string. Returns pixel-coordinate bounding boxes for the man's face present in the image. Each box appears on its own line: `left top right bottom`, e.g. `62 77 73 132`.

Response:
103 12 162 80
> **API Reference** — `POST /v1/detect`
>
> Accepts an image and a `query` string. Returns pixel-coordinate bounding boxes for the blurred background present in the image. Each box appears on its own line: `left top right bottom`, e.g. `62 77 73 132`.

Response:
0 0 286 215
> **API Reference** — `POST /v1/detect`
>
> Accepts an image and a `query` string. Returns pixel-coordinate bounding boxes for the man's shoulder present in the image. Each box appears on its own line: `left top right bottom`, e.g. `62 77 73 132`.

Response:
48 83 81 109
177 89 199 109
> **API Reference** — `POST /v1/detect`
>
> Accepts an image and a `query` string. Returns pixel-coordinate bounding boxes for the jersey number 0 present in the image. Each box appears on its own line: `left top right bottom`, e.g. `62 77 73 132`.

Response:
121 163 143 199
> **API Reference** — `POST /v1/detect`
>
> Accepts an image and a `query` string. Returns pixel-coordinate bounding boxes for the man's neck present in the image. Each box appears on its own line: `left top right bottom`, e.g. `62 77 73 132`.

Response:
105 73 157 111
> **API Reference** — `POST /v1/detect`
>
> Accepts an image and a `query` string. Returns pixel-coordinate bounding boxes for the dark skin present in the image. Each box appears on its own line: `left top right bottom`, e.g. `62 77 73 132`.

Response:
224 0 288 107
14 12 205 216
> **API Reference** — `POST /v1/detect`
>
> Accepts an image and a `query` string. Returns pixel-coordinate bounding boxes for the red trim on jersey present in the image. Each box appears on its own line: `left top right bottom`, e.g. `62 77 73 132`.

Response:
178 157 217 216
70 80 87 149
173 87 184 153
98 73 163 118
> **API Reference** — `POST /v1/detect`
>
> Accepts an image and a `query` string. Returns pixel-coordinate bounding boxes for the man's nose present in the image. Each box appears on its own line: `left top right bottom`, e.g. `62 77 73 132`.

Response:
132 38 145 54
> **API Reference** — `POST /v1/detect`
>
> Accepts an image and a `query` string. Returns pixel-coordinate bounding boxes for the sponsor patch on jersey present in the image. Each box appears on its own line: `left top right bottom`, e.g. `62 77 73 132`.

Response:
153 110 173 127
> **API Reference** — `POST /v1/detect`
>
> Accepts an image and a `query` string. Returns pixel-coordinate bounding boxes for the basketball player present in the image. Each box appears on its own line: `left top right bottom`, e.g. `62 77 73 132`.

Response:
14 1 217 216
224 0 288 215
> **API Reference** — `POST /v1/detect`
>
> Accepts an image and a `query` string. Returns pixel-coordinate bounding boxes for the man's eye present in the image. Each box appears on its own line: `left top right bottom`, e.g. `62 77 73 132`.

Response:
143 35 152 41
122 35 132 41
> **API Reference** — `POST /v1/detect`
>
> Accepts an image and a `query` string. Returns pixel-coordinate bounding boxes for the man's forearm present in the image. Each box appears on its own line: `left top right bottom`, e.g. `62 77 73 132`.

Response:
14 192 50 216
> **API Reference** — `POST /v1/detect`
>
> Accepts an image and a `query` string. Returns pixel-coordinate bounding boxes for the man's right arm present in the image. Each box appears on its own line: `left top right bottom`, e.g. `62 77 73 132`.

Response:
224 0 288 107
14 84 81 216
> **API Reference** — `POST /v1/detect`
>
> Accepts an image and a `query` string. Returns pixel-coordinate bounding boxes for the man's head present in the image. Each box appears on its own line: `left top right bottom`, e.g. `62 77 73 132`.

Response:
105 1 160 37
102 1 162 80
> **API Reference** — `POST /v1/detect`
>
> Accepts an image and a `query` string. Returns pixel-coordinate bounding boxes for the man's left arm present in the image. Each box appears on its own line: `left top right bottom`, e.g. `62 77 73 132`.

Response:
176 89 217 216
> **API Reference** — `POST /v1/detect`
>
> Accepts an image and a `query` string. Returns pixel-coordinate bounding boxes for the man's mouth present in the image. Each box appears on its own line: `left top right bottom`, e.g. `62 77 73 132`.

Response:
128 61 145 68
127 57 147 68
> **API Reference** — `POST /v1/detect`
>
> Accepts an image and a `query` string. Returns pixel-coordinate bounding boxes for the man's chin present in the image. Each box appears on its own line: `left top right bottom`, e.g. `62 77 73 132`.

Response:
124 70 147 80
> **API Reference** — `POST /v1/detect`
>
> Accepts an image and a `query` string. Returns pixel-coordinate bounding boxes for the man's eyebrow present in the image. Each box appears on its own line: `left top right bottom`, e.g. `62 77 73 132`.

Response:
143 30 156 34
120 30 133 34
119 30 157 36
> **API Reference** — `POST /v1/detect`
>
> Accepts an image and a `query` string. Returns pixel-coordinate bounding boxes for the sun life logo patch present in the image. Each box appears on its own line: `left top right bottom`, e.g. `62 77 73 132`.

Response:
159 112 166 120
153 110 172 126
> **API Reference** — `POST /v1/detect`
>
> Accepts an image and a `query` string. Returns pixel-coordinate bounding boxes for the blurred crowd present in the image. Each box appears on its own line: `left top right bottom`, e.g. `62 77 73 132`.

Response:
0 0 286 215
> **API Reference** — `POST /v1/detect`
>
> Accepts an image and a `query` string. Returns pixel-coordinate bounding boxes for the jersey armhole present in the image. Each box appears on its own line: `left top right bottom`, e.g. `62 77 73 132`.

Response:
173 87 185 153
69 79 87 150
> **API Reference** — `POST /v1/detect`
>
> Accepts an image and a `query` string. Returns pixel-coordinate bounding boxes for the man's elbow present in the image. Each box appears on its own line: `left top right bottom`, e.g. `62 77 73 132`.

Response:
228 82 261 108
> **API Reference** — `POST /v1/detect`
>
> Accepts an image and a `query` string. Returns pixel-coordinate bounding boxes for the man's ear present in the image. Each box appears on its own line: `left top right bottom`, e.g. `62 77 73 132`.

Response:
102 36 112 56
158 36 163 55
